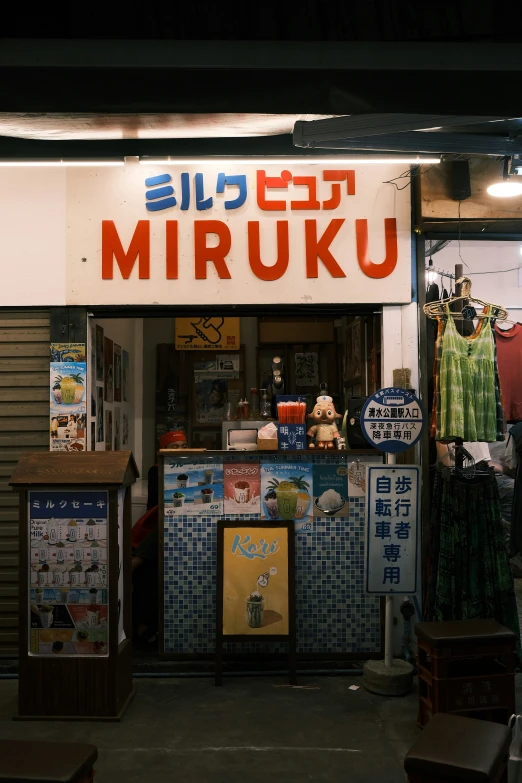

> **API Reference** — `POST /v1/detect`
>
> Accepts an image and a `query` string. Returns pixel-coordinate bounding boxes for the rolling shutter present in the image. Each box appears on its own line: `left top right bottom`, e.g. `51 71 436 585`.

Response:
0 309 49 657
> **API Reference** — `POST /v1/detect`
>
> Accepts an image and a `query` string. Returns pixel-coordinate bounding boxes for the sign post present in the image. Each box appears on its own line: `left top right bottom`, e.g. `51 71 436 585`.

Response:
359 387 425 696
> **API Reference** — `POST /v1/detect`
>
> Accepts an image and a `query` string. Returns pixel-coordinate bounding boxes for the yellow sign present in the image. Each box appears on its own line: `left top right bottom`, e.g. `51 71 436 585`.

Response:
222 526 289 636
175 317 240 351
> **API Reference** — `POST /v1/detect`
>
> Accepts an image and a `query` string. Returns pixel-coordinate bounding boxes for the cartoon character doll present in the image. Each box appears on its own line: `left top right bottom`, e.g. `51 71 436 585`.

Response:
307 395 342 450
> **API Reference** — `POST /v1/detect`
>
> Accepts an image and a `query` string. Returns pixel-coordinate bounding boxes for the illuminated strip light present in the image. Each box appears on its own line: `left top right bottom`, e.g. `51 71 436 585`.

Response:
139 156 440 165
0 159 125 167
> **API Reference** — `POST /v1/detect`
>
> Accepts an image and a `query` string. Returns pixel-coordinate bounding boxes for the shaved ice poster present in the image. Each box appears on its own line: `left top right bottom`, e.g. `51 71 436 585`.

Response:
260 462 313 533
313 462 349 518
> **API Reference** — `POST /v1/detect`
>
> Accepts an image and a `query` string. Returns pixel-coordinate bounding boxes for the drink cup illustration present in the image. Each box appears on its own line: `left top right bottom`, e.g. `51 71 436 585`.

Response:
56 542 66 563
246 593 264 628
201 488 214 504
60 588 69 604
275 481 299 520
204 469 214 485
176 474 188 489
69 567 83 586
68 520 78 542
74 546 83 563
172 492 185 508
264 491 279 520
87 605 100 627
48 524 58 543
86 569 98 587
234 481 251 504
37 570 48 586
39 545 50 563
39 604 53 628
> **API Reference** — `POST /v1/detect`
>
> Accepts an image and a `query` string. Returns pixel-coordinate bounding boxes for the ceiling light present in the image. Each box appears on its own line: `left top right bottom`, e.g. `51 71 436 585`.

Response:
139 156 440 165
0 159 124 167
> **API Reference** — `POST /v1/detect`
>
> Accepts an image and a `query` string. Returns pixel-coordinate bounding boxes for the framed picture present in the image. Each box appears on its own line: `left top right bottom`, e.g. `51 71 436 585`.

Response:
104 337 114 403
114 407 120 451
215 520 296 685
122 350 129 402
96 388 104 443
114 344 122 403
105 410 113 451
95 325 104 382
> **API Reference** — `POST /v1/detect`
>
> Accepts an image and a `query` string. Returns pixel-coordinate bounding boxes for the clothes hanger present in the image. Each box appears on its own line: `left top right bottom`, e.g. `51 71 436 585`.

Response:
423 276 511 322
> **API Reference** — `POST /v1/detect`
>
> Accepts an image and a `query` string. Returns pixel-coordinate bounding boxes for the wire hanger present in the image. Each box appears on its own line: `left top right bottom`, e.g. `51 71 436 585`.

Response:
423 276 510 322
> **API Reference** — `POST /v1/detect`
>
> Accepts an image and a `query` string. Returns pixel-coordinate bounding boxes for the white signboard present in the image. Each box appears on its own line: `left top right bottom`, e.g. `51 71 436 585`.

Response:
66 159 411 306
365 466 419 594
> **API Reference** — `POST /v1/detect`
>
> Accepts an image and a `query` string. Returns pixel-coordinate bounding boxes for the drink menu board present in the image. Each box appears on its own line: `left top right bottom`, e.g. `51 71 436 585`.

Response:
28 490 108 656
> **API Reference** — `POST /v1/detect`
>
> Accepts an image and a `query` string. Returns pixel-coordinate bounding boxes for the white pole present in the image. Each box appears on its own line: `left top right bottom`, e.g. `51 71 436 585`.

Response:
384 451 397 667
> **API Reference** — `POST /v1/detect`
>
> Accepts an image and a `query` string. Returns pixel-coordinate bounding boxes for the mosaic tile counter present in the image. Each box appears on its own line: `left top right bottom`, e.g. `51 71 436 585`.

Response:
161 451 383 656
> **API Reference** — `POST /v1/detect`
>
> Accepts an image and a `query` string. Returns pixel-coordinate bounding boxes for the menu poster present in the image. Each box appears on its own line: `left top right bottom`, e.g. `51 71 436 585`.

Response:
313 461 349 518
50 347 87 453
260 462 313 533
348 455 384 497
163 456 224 516
221 524 290 636
28 490 108 656
224 462 261 515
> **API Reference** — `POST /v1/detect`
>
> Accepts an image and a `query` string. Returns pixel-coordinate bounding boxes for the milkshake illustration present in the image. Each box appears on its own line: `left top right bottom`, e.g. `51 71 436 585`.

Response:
204 469 214 485
67 519 78 542
264 490 279 520
87 604 100 627
246 592 264 628
234 481 251 504
176 474 188 489
172 492 185 508
274 481 298 520
39 604 54 628
201 488 214 504
55 541 66 563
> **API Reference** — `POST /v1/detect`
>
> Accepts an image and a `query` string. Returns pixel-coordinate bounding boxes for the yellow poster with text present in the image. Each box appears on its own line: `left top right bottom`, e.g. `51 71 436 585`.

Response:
175 317 240 350
223 526 289 636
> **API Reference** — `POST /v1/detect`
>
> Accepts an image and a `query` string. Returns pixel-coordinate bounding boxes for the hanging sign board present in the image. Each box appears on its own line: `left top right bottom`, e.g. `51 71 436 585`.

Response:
360 387 425 453
175 317 240 350
365 466 419 594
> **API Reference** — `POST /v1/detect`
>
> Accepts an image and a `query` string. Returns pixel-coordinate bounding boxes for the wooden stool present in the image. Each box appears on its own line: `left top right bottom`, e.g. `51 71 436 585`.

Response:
415 620 516 727
0 740 97 782
404 713 511 782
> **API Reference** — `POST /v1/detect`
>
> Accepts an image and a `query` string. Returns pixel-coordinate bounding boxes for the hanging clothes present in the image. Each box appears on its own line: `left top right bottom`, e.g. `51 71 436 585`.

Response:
425 464 522 665
434 305 503 442
494 323 522 423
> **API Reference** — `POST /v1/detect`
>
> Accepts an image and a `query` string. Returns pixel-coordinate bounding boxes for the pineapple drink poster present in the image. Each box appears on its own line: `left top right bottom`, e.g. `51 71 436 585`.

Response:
50 350 87 453
222 525 289 635
260 462 313 532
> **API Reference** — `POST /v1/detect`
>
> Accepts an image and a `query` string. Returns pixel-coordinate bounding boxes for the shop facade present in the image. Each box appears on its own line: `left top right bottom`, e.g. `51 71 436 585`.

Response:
0 156 421 661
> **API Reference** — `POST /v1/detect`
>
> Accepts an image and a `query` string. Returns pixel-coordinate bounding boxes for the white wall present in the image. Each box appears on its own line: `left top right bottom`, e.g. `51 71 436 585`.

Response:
431 240 522 322
88 318 143 474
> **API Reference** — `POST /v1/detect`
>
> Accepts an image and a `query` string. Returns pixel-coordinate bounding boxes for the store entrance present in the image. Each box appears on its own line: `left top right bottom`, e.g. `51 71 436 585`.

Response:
88 307 382 662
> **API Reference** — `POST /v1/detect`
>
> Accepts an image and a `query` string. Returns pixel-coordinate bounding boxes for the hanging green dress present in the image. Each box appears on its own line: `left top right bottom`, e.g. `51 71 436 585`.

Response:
436 305 501 442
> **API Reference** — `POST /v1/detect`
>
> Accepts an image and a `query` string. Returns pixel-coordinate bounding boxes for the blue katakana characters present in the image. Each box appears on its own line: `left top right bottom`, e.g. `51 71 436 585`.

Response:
383 543 401 562
195 173 213 210
394 521 411 539
180 172 190 210
395 476 412 495
382 567 401 585
375 498 392 517
216 173 247 210
145 174 177 212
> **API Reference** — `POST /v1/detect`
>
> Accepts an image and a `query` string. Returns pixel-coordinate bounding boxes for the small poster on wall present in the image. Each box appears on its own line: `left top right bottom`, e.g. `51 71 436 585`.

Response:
122 414 129 446
114 344 122 402
105 410 113 451
260 461 313 533
163 456 224 516
95 325 104 382
223 461 261 515
50 345 87 453
114 408 121 451
122 350 129 402
219 522 291 636
96 388 104 443
294 352 319 387
28 490 108 656
313 461 349 518
104 337 113 403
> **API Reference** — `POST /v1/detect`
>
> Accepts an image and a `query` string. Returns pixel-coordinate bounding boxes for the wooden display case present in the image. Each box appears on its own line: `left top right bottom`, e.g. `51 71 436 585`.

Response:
10 451 138 721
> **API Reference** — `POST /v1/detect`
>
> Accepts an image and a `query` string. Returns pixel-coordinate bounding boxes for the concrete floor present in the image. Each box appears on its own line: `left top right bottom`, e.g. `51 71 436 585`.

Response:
0 675 420 783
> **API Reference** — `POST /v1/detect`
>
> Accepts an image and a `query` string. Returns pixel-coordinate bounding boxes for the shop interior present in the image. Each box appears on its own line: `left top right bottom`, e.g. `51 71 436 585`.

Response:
87 309 382 521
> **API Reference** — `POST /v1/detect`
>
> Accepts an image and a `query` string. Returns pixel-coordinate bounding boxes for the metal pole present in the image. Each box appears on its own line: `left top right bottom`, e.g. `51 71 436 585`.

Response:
384 451 397 667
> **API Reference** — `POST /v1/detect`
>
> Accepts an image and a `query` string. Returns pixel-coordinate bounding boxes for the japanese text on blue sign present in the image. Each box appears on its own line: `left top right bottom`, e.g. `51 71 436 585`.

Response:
361 387 425 454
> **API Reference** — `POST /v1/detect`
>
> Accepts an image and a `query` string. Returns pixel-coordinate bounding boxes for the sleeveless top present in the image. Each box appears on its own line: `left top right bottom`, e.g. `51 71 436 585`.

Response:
435 304 500 442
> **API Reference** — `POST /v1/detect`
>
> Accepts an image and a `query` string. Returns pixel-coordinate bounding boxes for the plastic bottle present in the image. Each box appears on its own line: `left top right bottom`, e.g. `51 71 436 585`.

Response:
243 397 250 420
238 399 245 420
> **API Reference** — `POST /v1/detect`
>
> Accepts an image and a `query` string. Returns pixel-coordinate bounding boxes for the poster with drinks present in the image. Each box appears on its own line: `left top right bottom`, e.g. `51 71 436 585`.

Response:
222 524 289 636
50 344 87 453
260 461 313 533
163 456 224 516
313 460 349 518
28 490 108 656
223 461 261 515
